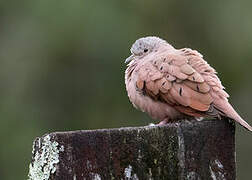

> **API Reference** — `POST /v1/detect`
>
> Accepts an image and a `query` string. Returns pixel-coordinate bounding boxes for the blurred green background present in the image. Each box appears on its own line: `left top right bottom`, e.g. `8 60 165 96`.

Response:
0 0 251 179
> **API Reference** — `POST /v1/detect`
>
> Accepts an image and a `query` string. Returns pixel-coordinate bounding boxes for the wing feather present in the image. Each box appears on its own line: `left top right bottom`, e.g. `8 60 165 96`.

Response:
135 48 230 116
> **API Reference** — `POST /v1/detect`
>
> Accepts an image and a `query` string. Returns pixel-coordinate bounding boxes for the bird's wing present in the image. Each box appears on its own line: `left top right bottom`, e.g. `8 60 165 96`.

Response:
135 48 228 117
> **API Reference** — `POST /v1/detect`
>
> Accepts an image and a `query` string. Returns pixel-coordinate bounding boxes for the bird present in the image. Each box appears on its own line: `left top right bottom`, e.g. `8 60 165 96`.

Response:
124 36 252 131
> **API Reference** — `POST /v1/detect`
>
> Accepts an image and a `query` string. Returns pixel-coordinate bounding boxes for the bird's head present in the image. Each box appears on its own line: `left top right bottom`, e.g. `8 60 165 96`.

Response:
125 36 173 64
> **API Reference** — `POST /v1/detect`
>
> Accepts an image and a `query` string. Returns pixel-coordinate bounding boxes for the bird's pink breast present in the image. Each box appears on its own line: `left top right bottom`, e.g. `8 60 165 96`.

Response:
125 64 182 121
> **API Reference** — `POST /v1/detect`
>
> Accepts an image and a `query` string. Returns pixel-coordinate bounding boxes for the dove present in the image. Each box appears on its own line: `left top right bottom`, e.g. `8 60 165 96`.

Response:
125 36 252 131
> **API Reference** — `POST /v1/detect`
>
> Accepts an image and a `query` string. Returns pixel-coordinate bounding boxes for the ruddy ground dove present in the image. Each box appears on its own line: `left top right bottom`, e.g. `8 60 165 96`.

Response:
125 36 252 131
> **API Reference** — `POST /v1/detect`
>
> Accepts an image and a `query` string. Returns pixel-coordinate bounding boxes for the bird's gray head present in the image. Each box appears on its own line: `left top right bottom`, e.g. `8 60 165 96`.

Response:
125 36 171 64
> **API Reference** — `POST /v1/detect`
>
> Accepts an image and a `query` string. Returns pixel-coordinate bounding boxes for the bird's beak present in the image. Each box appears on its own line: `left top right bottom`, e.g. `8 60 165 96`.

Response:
125 55 134 64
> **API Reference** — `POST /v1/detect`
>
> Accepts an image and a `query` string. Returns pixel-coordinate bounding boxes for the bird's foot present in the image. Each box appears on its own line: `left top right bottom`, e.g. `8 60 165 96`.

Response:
148 123 156 126
158 119 169 125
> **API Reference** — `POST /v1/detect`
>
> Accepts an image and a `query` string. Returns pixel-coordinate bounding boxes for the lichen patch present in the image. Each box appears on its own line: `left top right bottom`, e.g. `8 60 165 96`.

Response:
28 135 64 180
209 159 226 180
214 159 224 169
90 173 101 180
124 165 139 180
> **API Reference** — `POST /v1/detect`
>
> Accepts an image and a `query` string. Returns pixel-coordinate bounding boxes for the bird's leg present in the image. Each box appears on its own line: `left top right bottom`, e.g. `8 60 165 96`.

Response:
148 123 156 126
158 118 169 125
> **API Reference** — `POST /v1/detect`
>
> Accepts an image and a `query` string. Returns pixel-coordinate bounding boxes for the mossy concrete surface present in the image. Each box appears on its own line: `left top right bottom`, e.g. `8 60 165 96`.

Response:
28 119 235 180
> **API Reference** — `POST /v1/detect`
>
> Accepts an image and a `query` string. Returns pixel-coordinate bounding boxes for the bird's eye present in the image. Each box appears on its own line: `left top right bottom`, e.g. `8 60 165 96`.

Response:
144 49 148 53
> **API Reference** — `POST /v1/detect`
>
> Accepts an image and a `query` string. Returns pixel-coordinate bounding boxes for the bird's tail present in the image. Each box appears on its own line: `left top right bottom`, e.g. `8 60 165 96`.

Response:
221 102 252 132
236 116 252 132
231 111 252 132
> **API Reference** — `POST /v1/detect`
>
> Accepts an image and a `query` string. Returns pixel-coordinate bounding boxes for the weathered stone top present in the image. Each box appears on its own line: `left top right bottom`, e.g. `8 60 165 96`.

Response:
28 119 235 180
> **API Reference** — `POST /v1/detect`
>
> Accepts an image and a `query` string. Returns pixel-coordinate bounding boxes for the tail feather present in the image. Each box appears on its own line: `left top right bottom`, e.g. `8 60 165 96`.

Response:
229 109 252 132
235 116 252 132
215 101 252 132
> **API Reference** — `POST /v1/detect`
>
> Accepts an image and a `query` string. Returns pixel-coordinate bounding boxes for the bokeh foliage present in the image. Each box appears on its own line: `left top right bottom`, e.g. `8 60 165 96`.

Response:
0 0 251 179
